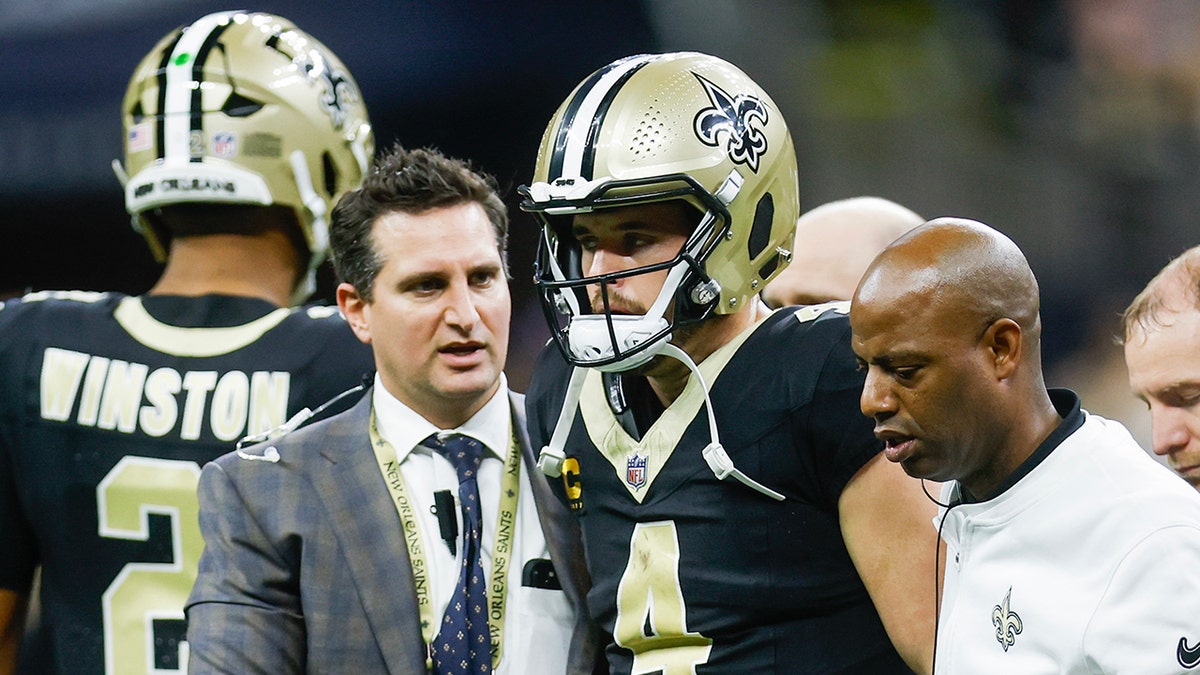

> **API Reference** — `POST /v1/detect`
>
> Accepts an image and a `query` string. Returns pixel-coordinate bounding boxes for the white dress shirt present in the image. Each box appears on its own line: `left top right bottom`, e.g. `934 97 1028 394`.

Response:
371 373 574 675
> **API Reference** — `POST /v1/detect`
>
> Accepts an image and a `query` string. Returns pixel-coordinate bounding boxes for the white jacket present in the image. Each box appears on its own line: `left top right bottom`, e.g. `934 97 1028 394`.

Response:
935 408 1200 674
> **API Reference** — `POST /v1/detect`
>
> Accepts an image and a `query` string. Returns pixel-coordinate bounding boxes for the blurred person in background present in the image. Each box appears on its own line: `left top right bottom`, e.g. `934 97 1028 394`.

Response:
762 196 922 308
0 10 375 673
1123 243 1200 491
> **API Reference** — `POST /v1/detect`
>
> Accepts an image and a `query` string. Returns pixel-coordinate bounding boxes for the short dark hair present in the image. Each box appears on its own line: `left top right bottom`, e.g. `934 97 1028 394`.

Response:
330 144 509 302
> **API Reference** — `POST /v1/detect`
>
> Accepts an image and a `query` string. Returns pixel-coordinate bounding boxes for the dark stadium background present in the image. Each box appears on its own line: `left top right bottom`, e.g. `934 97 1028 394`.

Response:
5 0 1196 449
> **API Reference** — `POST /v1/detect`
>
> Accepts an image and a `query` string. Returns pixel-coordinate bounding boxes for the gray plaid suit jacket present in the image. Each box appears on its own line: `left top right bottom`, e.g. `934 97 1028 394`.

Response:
185 388 601 674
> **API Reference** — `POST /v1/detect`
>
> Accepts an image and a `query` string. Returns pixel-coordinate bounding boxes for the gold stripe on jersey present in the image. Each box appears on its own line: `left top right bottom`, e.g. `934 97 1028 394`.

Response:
579 317 764 502
113 297 292 357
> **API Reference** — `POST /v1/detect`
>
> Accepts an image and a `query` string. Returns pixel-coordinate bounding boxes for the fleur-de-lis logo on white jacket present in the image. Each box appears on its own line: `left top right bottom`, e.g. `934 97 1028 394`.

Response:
992 586 1023 652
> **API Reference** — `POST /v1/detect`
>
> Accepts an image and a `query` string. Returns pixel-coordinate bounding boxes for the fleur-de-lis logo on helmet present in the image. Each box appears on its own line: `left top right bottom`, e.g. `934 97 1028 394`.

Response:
314 66 354 131
991 586 1023 652
692 73 769 173
269 34 356 131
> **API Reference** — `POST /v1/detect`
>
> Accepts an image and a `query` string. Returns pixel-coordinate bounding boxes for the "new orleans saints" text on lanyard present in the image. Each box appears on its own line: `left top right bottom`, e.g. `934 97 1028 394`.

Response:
369 409 521 671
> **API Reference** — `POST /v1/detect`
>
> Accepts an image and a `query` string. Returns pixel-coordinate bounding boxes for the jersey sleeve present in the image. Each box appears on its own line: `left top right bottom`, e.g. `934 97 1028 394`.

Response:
285 308 375 421
0 430 37 593
0 300 38 592
1082 523 1200 673
802 316 885 508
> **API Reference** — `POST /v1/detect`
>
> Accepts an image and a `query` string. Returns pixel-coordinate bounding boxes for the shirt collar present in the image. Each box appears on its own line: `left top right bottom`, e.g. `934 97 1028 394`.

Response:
371 372 511 463
956 388 1084 504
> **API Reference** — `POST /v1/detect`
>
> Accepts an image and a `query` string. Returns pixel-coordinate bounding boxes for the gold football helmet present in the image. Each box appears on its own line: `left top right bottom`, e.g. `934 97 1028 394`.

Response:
115 10 374 301
520 51 798 370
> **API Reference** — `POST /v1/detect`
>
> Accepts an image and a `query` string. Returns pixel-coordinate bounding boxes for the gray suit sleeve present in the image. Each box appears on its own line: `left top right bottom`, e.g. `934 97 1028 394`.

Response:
186 460 306 674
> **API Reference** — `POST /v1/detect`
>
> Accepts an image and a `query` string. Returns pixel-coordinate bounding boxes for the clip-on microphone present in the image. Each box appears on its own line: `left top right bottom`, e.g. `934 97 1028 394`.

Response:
433 489 458 556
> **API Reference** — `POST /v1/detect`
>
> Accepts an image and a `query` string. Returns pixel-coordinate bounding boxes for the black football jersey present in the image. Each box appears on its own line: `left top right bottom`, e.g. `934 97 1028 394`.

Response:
527 304 912 673
0 291 374 674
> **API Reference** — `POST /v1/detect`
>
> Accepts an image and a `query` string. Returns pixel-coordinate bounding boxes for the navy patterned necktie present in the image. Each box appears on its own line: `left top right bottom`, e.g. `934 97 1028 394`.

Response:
428 433 492 674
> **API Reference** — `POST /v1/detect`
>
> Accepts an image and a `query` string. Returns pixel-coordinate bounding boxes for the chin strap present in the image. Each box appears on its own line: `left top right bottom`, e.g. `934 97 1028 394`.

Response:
536 365 588 477
537 344 785 501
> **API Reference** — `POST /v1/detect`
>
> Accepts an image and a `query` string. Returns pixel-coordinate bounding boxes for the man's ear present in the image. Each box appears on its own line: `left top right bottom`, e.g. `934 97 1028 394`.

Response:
983 318 1022 380
336 282 372 345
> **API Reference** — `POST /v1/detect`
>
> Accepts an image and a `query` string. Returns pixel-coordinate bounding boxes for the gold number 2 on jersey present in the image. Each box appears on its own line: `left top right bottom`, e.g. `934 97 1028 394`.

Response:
614 521 713 674
98 456 203 674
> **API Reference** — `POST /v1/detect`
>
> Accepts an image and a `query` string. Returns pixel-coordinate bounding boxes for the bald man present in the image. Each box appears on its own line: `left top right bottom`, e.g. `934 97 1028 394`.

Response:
762 196 922 308
1123 244 1200 491
851 218 1200 674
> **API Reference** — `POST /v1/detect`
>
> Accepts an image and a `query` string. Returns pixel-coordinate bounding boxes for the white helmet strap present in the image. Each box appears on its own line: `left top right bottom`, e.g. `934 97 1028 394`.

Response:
288 149 329 304
564 259 688 371
537 343 784 501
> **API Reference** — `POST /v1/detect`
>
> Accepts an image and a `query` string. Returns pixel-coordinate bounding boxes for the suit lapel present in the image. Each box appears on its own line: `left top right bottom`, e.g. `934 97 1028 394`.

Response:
310 391 428 674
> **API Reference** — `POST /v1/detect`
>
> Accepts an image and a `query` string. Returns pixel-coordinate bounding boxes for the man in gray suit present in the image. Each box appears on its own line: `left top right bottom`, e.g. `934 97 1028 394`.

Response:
185 145 601 674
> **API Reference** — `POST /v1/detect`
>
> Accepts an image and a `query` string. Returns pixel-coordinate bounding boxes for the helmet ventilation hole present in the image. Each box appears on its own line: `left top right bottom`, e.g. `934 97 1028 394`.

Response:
747 192 774 259
758 253 780 280
630 105 667 160
322 152 338 195
221 92 264 117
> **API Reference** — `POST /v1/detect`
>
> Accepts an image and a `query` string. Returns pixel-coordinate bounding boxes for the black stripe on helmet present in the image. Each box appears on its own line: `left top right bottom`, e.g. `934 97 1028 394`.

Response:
548 55 652 182
187 21 234 162
579 61 647 180
152 31 185 161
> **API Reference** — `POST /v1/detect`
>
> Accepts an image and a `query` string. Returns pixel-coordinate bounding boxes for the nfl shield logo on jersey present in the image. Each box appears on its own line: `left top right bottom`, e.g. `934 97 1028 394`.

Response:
626 453 647 490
